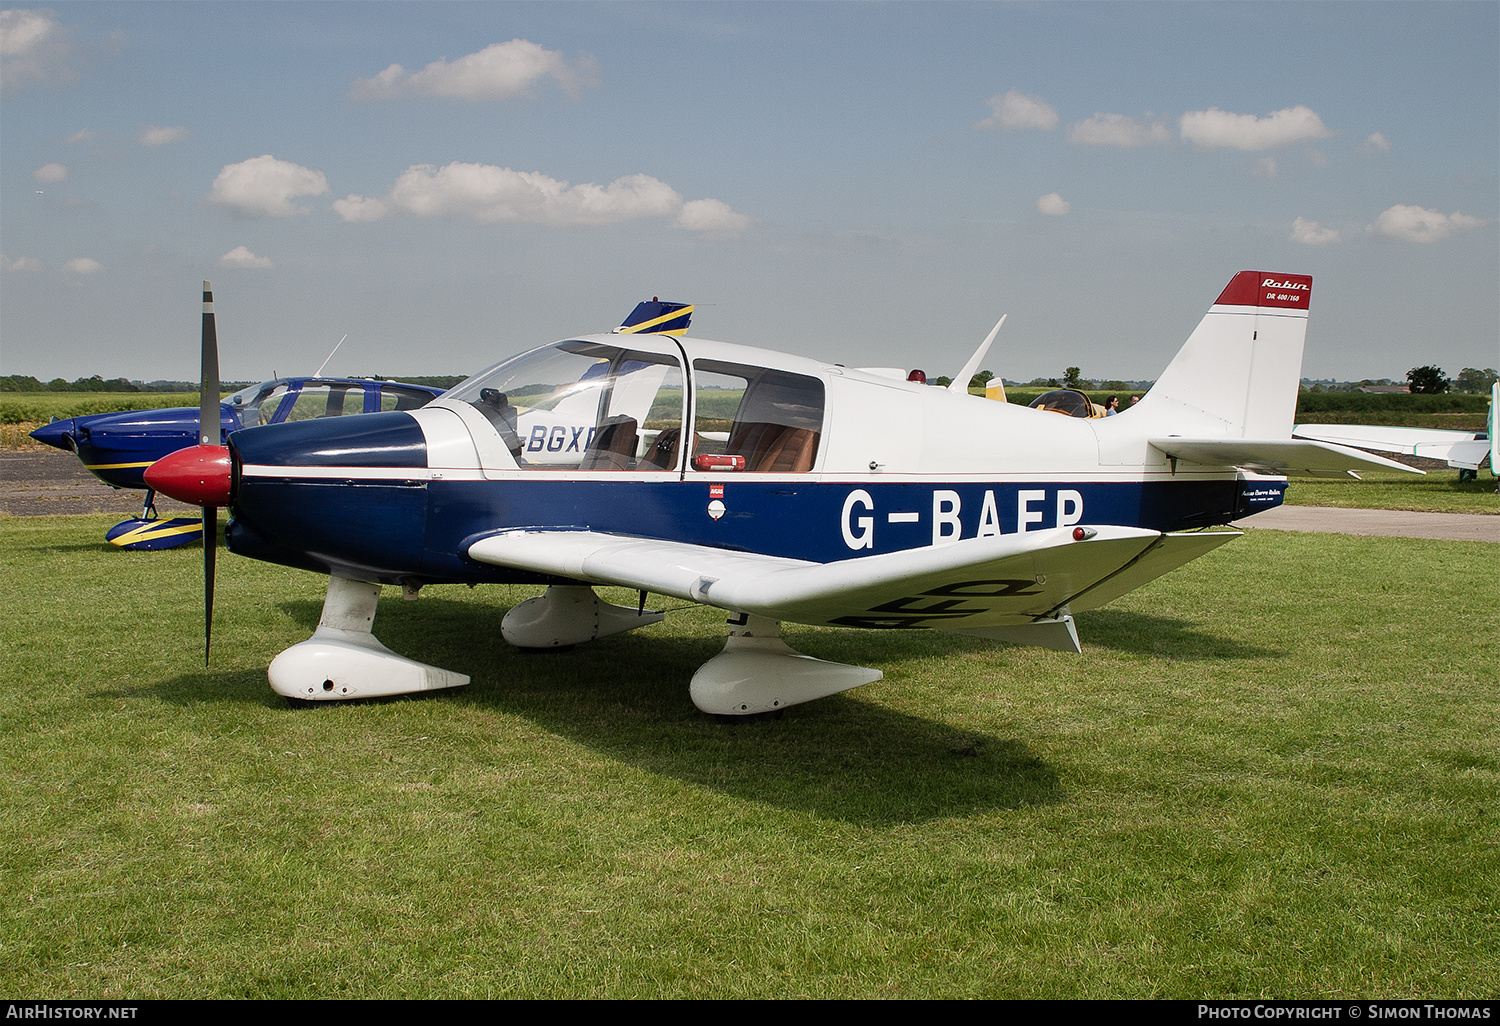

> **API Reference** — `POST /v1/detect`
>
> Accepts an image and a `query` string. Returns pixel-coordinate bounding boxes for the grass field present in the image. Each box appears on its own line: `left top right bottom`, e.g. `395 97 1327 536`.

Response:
1285 470 1498 515
0 393 203 425
1 515 1495 998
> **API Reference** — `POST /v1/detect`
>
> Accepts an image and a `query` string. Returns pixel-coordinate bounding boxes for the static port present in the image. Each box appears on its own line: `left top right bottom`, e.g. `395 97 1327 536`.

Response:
322 679 334 691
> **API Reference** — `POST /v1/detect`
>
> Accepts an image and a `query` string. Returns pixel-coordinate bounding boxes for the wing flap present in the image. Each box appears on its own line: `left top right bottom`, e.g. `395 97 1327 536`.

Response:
469 524 1184 630
1063 530 1241 612
1150 437 1423 476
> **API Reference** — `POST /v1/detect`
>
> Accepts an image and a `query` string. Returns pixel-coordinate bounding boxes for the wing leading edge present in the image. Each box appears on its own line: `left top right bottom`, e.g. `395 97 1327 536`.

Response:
467 525 1241 632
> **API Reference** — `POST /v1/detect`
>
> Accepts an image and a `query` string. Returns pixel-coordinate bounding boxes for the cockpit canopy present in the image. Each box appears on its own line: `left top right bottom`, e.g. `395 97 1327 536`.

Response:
1027 388 1106 419
448 339 826 473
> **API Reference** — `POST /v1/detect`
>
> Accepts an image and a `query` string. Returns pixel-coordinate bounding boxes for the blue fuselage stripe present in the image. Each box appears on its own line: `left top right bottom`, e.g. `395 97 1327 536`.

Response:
226 475 1284 584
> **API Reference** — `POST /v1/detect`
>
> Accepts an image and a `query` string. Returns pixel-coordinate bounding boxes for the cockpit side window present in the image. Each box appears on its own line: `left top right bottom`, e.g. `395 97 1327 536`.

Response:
690 361 824 473
283 384 368 422
447 342 684 471
380 386 435 412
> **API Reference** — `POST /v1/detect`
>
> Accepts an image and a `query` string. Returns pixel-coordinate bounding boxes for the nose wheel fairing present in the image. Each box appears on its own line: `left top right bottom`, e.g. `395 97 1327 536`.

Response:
268 576 469 701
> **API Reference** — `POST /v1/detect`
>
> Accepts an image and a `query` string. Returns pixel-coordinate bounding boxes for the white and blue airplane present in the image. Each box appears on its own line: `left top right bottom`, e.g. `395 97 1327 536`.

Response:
146 273 1416 716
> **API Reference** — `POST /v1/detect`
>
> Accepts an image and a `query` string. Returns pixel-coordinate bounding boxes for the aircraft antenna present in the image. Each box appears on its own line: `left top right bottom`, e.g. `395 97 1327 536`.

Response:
947 314 1006 395
313 334 349 378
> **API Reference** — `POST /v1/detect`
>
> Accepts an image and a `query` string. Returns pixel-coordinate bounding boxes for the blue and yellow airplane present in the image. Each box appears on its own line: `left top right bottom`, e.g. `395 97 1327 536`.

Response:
31 372 444 549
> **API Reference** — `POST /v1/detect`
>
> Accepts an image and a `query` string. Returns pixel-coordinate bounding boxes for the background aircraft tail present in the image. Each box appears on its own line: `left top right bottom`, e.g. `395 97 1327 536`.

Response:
1131 271 1311 439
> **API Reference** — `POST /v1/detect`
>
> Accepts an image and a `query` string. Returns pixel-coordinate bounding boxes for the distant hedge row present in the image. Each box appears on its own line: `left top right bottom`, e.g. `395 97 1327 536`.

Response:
1293 391 1488 414
0 393 203 425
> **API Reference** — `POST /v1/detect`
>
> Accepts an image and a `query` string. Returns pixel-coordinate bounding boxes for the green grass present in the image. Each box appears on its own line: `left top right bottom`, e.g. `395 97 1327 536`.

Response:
1 516 1496 997
1285 470 1499 515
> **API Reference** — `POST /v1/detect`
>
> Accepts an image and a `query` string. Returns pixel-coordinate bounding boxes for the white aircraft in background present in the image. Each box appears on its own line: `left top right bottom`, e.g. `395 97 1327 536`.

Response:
1293 381 1497 481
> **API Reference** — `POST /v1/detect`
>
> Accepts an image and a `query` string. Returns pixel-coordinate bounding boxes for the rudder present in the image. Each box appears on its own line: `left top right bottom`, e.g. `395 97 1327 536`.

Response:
1133 271 1311 439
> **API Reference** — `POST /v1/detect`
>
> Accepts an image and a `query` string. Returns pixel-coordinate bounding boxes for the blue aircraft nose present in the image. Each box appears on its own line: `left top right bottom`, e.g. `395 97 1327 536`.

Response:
30 418 78 451
226 411 431 582
60 406 205 489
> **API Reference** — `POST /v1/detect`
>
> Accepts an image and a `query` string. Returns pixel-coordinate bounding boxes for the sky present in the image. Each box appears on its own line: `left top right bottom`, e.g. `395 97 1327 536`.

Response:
2 1 1496 385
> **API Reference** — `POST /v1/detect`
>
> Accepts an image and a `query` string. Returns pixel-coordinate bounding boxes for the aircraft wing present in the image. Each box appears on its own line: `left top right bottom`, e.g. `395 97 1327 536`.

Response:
1292 424 1490 471
467 525 1240 631
1150 437 1423 477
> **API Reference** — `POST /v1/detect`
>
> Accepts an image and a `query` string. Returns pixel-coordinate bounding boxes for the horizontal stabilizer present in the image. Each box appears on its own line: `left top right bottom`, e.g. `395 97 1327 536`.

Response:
468 524 1218 630
1149 437 1423 477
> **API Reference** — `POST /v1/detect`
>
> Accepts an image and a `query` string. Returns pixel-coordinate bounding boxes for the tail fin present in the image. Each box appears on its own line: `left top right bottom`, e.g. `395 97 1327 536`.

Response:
616 298 693 336
1133 271 1311 438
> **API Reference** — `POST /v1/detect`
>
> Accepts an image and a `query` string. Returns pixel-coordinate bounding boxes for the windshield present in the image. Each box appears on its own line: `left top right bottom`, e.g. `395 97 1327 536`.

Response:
224 380 288 426
448 341 684 471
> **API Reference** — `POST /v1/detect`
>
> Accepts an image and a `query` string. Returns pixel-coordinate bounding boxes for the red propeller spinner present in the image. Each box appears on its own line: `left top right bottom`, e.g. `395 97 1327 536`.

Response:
144 444 232 507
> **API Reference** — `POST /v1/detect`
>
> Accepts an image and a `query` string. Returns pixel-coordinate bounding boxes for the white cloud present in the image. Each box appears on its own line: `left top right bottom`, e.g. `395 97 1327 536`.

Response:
1179 105 1333 151
1066 113 1170 147
0 8 54 55
351 39 599 101
675 198 752 236
1290 217 1340 245
334 162 745 235
388 164 678 224
1359 132 1391 155
218 245 274 269
331 194 390 223
1036 192 1070 216
1251 157 1278 179
33 162 67 182
208 155 329 217
0 8 68 89
975 89 1057 131
61 256 102 274
1366 205 1484 244
64 127 91 144
1 253 43 272
139 125 189 147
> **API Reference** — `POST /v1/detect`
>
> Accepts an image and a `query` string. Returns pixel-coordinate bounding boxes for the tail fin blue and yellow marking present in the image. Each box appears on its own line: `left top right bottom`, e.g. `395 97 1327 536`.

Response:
616 299 693 336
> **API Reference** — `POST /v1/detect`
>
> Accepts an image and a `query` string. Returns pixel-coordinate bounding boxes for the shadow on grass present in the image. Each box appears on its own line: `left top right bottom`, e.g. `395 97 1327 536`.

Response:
136 595 1066 826
117 585 1275 825
1075 609 1282 660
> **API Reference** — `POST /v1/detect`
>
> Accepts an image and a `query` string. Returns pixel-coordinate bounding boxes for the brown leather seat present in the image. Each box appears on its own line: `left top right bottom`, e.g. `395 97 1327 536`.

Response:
640 428 681 471
579 415 638 470
727 422 818 473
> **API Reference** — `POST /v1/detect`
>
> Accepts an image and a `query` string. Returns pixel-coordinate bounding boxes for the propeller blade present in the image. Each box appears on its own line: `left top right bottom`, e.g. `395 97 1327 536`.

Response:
201 281 220 664
203 505 216 666
201 281 220 446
